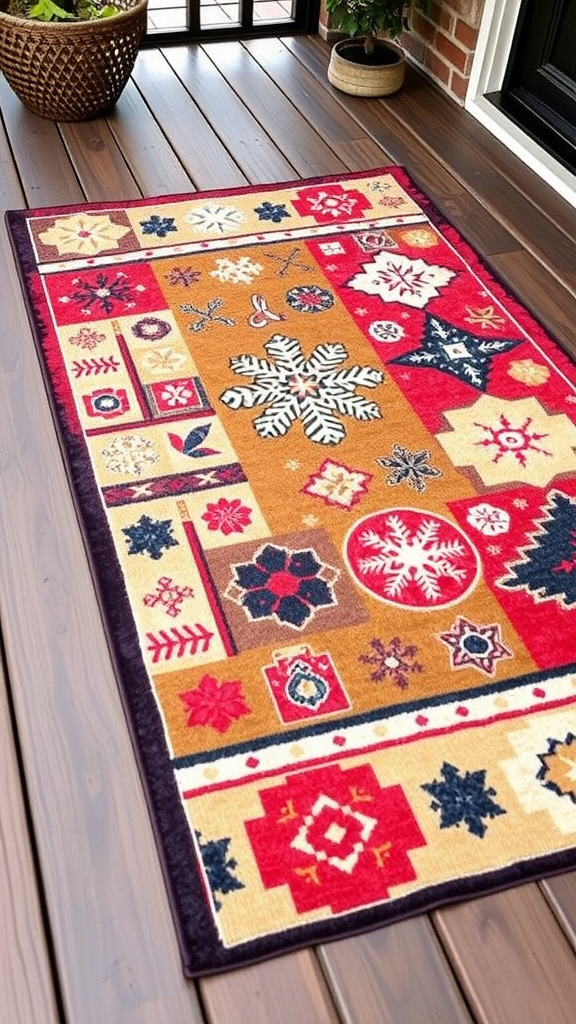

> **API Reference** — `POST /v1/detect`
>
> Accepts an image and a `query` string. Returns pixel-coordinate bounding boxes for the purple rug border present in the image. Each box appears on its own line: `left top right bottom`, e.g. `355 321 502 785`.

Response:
6 164 576 977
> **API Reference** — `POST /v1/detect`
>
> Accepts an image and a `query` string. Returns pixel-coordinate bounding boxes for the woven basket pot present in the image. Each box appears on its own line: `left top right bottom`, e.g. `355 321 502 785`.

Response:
328 37 406 97
0 0 148 121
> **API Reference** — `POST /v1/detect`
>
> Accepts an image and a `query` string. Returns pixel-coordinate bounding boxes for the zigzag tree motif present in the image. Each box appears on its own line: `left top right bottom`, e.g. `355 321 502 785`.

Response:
145 623 214 663
71 355 121 377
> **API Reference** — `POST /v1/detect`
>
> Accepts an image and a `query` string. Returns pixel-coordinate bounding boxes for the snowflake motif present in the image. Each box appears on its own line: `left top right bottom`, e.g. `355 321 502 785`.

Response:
422 762 506 838
303 458 372 509
437 617 513 675
131 316 172 341
220 333 383 446
486 544 501 555
160 382 194 407
286 284 334 313
368 179 393 192
100 434 159 476
354 307 368 317
369 320 405 344
359 637 423 689
566 395 576 404
226 543 338 629
139 347 187 373
181 298 235 332
180 674 250 732
263 246 314 277
378 196 406 208
210 256 263 285
512 498 528 509
122 514 179 560
537 733 576 804
475 413 552 467
466 503 510 536
201 497 253 536
285 459 301 470
348 254 455 309
165 266 201 287
291 184 372 223
195 831 245 911
140 214 178 238
508 359 551 386
254 201 290 223
184 203 244 234
376 444 442 493
346 509 479 608
398 227 438 248
302 514 319 527
68 326 106 350
464 306 506 330
143 576 194 617
70 271 134 314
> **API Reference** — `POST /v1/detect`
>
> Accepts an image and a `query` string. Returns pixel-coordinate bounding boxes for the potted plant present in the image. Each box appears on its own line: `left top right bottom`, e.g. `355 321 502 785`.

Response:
324 0 425 97
0 0 147 120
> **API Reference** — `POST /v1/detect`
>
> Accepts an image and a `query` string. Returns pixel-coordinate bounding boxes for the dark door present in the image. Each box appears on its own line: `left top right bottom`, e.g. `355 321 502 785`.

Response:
496 0 576 171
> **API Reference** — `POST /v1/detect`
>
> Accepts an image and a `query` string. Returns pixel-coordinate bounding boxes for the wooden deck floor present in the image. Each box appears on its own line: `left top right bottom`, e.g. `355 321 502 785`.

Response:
2 34 576 1024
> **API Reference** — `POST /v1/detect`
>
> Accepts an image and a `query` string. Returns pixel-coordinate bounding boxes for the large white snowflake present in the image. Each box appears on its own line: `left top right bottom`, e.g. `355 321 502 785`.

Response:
220 333 384 445
359 515 468 601
184 203 244 234
210 256 263 284
348 252 455 309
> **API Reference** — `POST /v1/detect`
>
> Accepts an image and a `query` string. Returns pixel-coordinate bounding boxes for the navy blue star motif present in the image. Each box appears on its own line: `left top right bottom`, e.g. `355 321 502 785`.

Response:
254 201 290 224
389 313 521 390
422 761 506 837
122 514 179 560
537 733 576 803
500 490 576 607
140 214 178 238
196 832 244 910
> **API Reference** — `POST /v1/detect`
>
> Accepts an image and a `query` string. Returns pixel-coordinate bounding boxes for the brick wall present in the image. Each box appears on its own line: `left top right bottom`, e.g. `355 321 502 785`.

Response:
319 0 486 105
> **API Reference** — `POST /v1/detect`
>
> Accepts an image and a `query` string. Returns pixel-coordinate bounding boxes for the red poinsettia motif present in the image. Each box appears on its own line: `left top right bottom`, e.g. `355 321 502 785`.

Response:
245 762 426 914
201 497 252 535
180 674 250 733
291 185 372 224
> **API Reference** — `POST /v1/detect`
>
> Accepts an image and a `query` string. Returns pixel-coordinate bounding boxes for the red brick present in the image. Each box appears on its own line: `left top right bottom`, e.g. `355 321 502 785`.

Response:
434 29 469 72
454 16 479 48
425 49 451 85
450 69 469 102
411 8 437 43
427 0 455 33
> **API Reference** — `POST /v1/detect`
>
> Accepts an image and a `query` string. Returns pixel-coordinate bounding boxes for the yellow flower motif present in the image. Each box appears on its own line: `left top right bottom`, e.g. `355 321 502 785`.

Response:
508 358 551 386
39 214 130 256
397 227 438 248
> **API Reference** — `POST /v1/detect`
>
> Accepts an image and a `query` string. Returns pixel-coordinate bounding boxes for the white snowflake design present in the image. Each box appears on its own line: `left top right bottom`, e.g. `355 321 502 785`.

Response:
358 514 470 602
466 503 510 536
348 252 455 309
210 256 263 284
219 332 384 445
184 203 244 234
100 434 159 476
140 348 188 374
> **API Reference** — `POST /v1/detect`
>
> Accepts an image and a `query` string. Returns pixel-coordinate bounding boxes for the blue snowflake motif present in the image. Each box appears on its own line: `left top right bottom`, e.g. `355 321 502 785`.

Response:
422 762 506 838
254 201 291 224
140 214 178 238
122 514 179 560
376 443 442 493
196 832 244 911
229 543 337 629
71 272 133 314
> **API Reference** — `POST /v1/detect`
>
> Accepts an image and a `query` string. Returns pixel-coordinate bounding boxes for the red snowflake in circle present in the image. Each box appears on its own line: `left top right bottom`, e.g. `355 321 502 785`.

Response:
180 674 250 733
245 762 426 914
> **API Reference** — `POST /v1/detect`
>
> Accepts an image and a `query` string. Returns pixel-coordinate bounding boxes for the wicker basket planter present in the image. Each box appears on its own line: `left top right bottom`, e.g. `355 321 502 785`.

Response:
0 0 148 121
327 38 406 97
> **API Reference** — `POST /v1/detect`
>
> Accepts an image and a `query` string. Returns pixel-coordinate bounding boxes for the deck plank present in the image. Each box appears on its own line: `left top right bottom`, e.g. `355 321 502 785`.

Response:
131 49 248 190
201 951 341 1024
0 639 60 1024
434 886 576 1024
202 39 348 178
107 80 196 199
58 119 142 202
319 917 474 1024
542 874 576 950
161 45 299 184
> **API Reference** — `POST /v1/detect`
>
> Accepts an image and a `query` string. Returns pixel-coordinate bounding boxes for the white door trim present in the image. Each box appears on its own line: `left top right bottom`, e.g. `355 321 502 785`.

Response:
465 0 576 210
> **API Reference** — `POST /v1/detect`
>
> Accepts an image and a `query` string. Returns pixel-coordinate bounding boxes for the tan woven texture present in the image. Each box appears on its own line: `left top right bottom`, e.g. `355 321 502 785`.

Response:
0 0 147 120
328 38 406 97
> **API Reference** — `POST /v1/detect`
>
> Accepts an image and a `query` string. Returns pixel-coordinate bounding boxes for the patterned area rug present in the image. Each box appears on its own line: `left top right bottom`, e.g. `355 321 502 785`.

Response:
7 167 576 977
